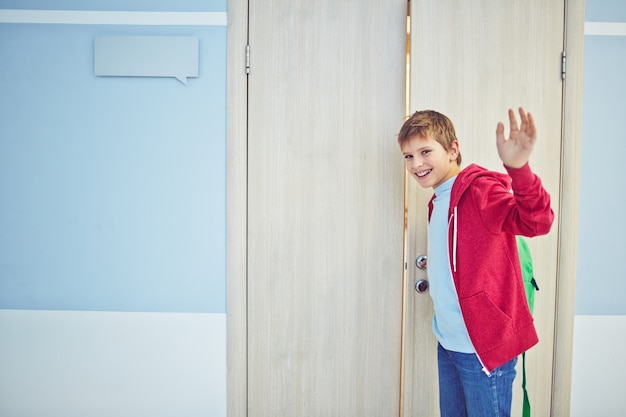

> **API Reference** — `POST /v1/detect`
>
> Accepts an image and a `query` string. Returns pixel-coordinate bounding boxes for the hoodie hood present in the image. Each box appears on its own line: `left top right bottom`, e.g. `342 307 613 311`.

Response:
450 164 511 208
429 163 512 217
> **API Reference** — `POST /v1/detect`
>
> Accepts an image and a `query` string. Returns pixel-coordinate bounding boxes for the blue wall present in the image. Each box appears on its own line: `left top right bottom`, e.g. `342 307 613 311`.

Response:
575 0 626 315
0 3 227 313
584 0 626 21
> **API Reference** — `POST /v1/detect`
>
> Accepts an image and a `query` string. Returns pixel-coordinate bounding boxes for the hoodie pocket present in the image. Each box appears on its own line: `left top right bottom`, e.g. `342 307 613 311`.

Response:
461 291 514 353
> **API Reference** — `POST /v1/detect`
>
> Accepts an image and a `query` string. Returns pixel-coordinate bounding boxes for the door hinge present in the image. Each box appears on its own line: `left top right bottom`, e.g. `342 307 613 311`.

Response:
246 44 250 74
561 51 567 80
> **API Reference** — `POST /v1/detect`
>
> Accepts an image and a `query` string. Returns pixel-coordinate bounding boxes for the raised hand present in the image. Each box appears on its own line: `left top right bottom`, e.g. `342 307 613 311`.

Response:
495 107 537 169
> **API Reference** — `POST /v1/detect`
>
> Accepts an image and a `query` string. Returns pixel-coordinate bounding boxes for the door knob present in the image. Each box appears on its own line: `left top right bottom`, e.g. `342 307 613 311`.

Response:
415 279 429 293
415 255 427 270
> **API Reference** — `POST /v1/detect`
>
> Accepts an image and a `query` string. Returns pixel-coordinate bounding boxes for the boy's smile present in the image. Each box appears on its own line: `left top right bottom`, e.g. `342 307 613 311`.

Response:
400 134 460 189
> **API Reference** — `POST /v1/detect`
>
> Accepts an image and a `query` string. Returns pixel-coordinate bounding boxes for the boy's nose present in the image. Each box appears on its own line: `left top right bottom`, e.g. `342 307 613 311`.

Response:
410 158 423 169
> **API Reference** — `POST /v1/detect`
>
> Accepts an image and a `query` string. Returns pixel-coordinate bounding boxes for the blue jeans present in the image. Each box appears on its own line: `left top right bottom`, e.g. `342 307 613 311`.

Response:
438 343 517 417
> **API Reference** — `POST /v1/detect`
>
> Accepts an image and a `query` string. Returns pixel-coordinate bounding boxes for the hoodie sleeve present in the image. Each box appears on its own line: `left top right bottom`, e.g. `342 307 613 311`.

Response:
505 163 554 235
469 163 554 237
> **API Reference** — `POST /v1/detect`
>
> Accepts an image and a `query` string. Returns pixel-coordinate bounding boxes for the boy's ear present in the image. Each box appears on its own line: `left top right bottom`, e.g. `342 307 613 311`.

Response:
449 141 459 161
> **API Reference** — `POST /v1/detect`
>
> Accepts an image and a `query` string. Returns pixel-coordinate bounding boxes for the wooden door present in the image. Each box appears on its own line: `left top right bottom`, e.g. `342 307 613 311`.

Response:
245 1 407 415
403 1 569 416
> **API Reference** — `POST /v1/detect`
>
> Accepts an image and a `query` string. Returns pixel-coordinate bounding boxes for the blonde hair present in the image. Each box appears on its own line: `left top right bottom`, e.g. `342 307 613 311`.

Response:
397 110 462 165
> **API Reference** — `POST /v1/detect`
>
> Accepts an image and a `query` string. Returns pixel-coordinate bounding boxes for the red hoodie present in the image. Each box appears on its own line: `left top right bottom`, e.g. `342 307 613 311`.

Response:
428 163 554 373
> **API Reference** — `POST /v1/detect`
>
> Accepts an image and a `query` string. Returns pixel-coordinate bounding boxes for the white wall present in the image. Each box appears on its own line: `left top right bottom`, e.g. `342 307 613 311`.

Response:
0 310 226 417
571 316 626 417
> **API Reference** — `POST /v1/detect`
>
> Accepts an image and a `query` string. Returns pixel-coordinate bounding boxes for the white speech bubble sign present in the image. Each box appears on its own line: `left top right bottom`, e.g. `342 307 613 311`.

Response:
94 36 199 85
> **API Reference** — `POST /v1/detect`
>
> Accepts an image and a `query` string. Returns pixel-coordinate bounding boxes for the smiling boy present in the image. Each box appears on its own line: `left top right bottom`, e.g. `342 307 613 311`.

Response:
398 108 554 417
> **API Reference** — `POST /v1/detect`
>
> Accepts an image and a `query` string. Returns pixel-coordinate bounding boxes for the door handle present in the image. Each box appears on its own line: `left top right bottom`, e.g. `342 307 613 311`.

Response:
415 255 428 293
415 279 429 293
415 254 427 270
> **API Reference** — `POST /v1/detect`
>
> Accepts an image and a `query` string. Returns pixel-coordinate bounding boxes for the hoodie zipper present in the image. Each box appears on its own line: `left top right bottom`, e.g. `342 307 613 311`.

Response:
452 206 458 272
449 205 492 376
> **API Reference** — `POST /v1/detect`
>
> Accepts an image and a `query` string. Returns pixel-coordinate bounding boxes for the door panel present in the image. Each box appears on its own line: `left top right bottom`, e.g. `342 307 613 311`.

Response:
247 1 407 415
405 1 565 415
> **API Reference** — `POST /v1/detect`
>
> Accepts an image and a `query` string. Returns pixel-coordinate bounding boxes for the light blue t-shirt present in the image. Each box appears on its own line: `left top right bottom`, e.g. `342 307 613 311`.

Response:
429 176 474 353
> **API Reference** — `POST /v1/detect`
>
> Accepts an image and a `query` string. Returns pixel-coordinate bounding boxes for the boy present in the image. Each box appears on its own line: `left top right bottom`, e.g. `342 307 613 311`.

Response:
398 108 554 417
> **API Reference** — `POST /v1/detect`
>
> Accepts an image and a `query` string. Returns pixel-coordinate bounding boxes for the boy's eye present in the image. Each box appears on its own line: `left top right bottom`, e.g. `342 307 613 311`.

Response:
422 149 431 155
404 154 413 160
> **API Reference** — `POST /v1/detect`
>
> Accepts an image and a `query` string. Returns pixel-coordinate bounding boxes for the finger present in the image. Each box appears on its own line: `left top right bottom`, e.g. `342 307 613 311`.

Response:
527 112 537 141
508 108 519 132
495 121 505 144
518 107 528 132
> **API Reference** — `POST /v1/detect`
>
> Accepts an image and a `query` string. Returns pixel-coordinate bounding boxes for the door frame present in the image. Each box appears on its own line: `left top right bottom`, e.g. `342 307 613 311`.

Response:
552 1 585 415
225 1 585 415
226 0 249 416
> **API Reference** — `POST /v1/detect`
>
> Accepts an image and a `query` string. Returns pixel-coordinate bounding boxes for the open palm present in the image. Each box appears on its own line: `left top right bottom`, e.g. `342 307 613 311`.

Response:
496 108 537 169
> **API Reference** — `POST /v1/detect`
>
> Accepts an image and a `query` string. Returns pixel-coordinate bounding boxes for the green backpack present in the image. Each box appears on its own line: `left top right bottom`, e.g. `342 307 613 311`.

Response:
516 236 539 417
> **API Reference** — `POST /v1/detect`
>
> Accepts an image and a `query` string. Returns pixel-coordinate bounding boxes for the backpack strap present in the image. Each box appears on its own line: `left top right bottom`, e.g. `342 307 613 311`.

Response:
516 236 537 417
522 351 531 417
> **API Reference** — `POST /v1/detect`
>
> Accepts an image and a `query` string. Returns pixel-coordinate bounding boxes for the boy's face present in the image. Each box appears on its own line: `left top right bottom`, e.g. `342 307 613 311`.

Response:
400 134 460 189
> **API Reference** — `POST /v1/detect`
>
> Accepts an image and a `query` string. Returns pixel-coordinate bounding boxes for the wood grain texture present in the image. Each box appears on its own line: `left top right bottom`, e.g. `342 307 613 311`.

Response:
552 1 585 415
405 1 572 416
247 1 407 415
226 0 249 416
